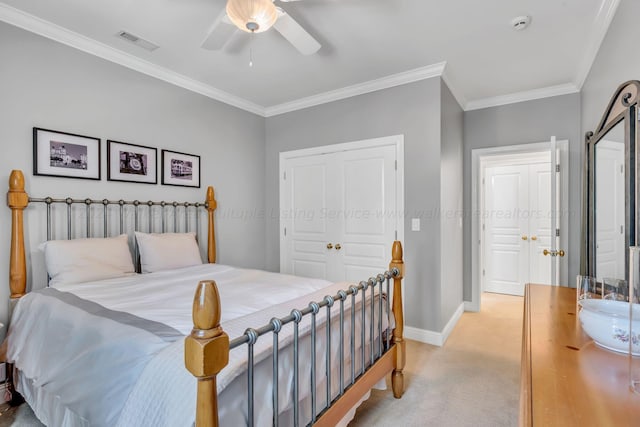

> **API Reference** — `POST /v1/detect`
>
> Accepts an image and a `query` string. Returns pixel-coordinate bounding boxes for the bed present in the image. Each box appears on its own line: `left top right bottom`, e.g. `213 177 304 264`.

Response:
4 169 406 426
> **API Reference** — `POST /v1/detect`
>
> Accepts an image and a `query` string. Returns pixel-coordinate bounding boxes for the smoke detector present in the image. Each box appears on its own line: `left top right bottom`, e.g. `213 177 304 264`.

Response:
511 15 532 31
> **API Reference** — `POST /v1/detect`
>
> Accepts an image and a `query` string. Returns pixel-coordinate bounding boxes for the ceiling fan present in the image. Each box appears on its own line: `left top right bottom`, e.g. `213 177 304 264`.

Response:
201 0 321 55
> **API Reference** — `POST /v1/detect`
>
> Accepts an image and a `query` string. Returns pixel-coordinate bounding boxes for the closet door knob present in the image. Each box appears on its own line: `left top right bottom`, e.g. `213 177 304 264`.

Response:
327 243 333 249
521 235 528 241
531 236 537 241
335 244 342 250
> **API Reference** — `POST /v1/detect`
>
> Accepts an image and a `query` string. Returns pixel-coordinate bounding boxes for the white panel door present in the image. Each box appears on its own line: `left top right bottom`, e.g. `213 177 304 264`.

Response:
528 162 553 285
484 165 530 295
337 145 397 282
595 140 625 282
281 145 397 282
281 154 336 280
484 162 553 295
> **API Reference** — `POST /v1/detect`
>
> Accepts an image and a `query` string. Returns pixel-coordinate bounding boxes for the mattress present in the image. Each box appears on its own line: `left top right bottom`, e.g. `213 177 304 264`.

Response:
7 264 389 426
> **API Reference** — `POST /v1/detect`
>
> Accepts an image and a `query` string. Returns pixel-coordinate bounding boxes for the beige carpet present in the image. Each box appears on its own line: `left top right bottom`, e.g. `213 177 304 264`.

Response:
1 292 523 427
349 292 523 427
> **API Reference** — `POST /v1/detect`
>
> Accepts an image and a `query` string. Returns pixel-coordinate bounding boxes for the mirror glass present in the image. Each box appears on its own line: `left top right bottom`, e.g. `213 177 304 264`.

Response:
595 121 625 283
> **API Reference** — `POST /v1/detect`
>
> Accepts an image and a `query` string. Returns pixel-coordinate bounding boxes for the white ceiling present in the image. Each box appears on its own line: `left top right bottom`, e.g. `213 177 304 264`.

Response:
0 0 619 115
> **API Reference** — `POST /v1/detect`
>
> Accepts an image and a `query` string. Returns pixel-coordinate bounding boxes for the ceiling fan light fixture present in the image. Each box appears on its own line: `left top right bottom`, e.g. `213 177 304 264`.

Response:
226 0 278 33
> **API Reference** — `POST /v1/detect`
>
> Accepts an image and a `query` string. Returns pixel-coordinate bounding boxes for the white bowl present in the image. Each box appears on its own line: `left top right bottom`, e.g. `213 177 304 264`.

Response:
578 299 640 355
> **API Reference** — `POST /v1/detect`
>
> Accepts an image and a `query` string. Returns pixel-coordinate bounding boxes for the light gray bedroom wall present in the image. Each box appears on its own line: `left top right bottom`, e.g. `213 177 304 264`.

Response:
265 79 444 332
0 23 266 335
440 82 463 328
582 0 639 150
463 93 581 301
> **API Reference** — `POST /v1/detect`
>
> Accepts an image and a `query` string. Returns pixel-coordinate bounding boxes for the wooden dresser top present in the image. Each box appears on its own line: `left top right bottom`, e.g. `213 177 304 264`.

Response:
522 284 640 426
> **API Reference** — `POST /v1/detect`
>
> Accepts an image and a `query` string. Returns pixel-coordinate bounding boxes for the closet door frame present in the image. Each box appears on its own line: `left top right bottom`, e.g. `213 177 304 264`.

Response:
279 135 405 276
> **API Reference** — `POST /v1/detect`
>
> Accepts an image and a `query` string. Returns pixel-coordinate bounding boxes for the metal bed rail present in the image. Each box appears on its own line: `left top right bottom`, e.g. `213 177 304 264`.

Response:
227 268 399 427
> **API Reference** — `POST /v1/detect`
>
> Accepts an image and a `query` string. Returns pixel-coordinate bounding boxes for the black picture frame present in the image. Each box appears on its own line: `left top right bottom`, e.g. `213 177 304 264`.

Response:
161 149 201 188
33 127 101 180
107 140 158 184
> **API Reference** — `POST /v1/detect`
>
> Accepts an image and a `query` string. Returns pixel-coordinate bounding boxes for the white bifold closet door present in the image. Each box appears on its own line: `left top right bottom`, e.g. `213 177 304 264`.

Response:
281 145 397 282
484 162 552 296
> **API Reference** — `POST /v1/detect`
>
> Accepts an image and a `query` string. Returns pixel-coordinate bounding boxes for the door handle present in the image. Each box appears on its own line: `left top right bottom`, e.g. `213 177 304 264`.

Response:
530 236 537 241
543 249 566 257
327 243 333 249
521 235 528 241
335 244 342 250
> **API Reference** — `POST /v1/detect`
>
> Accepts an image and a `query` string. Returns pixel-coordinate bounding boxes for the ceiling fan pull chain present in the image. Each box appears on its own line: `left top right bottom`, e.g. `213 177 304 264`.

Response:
249 30 254 67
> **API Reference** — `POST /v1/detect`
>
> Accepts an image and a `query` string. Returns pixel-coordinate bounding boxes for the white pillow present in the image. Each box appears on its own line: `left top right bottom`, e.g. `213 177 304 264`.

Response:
135 232 203 273
43 234 135 287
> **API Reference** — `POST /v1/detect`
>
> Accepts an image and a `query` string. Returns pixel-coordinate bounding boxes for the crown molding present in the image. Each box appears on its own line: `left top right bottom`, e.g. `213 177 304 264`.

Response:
574 0 620 89
264 62 447 117
0 3 266 116
1 0 618 118
465 82 580 111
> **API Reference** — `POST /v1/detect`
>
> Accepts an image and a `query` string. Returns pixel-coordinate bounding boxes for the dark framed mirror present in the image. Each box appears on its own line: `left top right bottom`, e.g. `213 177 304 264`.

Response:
582 80 640 287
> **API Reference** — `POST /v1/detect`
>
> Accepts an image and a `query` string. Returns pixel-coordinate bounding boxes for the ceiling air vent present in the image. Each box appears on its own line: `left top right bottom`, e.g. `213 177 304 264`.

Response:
116 31 159 52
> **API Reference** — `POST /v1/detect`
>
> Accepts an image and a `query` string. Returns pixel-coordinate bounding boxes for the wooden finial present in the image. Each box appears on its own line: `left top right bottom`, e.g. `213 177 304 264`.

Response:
185 280 229 427
389 240 405 398
391 241 404 269
8 170 29 299
9 170 25 193
206 186 217 264
191 280 222 339
205 186 217 211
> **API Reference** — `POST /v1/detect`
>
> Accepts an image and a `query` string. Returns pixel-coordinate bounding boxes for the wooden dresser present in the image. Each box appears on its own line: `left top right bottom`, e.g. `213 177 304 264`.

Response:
520 284 640 426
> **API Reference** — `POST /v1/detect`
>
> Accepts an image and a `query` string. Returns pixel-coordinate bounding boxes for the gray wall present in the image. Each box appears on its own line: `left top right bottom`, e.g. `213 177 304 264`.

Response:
582 0 640 144
440 82 464 326
0 22 266 334
265 78 448 332
463 93 582 301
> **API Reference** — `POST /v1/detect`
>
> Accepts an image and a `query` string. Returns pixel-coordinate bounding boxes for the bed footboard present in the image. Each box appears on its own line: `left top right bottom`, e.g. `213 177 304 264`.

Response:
186 241 405 426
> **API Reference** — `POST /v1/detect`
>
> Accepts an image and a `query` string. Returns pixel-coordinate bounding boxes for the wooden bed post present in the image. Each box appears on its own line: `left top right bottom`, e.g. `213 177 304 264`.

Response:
389 240 405 398
205 186 217 263
7 170 28 300
185 280 229 427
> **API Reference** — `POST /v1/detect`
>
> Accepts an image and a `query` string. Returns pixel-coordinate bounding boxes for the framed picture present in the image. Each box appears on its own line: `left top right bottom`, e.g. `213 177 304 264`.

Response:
107 140 157 184
161 150 200 188
33 127 101 180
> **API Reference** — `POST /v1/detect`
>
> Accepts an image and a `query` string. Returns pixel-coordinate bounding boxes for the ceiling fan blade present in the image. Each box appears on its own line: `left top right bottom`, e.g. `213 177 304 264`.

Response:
201 9 236 50
273 8 321 55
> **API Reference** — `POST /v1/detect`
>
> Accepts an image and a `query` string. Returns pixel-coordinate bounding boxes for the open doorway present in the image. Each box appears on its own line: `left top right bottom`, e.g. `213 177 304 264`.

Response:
470 140 569 311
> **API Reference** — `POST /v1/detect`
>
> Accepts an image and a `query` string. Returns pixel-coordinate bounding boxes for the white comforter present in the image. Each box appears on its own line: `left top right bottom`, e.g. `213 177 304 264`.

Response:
55 263 334 335
8 264 387 427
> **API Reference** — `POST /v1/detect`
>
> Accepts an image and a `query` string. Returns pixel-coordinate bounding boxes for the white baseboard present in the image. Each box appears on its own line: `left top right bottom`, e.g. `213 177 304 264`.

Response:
441 303 465 342
464 301 479 312
404 302 465 347
404 326 443 346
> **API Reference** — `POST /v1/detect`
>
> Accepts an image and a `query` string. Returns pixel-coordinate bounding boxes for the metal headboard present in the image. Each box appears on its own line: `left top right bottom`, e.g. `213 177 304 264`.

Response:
28 196 209 272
